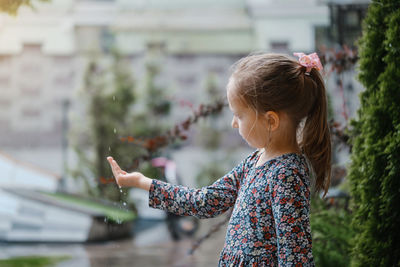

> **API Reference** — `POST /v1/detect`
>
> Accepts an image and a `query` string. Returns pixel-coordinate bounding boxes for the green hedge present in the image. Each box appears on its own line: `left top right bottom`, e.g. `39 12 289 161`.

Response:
347 0 400 266
310 196 354 267
0 256 70 267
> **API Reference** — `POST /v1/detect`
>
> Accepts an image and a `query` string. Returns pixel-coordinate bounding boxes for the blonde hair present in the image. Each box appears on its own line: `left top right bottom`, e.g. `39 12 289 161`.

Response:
230 53 331 197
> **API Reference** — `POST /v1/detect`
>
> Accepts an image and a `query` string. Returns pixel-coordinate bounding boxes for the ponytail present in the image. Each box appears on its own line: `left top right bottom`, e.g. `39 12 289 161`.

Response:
300 68 331 198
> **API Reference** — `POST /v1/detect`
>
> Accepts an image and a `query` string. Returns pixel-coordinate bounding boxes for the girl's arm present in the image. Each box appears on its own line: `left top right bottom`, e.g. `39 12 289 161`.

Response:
148 165 242 219
107 155 250 219
269 166 315 266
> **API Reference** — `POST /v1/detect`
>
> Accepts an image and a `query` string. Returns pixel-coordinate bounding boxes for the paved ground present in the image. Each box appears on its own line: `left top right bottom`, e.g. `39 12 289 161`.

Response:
1 215 229 267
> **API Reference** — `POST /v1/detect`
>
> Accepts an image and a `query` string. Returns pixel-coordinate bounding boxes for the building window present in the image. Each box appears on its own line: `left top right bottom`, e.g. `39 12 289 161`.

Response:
19 84 40 96
100 28 115 53
20 63 42 75
207 66 225 75
270 41 289 53
21 44 42 54
53 71 74 89
21 108 41 117
0 119 10 133
0 75 10 87
345 10 360 28
0 98 11 108
177 75 197 87
0 56 11 68
175 54 196 64
53 56 72 66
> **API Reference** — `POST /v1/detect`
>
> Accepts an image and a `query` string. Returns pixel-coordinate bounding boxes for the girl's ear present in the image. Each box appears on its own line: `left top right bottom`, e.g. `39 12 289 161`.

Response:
264 111 280 131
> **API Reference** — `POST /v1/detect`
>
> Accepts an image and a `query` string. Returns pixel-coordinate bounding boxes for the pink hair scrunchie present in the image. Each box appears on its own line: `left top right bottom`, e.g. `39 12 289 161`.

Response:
293 52 323 74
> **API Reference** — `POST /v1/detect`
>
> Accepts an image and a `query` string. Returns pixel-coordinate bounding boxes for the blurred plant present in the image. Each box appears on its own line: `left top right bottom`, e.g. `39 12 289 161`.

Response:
71 48 176 202
143 62 171 116
319 45 358 143
347 1 400 266
195 160 227 188
119 99 226 163
71 50 137 202
329 120 351 150
196 72 224 149
319 45 358 75
310 195 354 267
194 72 233 187
320 46 356 194
320 45 358 123
0 0 50 15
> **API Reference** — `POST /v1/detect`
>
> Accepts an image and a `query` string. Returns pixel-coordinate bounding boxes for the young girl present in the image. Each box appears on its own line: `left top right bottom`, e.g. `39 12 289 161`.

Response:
107 52 331 267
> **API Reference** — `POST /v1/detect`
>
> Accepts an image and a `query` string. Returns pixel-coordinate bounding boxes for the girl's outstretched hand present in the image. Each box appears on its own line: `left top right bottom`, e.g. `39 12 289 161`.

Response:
106 156 152 191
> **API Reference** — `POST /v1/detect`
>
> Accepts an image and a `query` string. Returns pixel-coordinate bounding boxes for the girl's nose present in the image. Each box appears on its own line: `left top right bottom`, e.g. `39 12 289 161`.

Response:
231 117 238 129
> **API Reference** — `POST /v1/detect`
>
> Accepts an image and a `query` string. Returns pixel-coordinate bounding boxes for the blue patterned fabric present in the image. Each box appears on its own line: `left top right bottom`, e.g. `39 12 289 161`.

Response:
149 150 315 266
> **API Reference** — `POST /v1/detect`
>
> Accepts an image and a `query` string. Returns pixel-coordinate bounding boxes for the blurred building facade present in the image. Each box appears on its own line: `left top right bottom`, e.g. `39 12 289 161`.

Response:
325 0 369 48
0 0 332 177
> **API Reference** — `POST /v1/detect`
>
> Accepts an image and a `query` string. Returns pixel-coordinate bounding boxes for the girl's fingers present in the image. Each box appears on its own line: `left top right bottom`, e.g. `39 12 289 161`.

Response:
112 160 121 171
107 157 114 170
107 157 129 187
107 158 120 178
110 160 118 174
112 161 123 176
108 158 119 173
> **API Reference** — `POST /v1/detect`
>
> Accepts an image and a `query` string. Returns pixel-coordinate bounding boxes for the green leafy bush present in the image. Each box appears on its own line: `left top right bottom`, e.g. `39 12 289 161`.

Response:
310 196 354 267
0 255 70 267
347 1 400 266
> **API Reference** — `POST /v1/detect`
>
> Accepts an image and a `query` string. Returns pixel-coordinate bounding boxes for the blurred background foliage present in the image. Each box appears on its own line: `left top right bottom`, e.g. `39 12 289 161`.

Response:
70 48 173 203
0 0 49 15
310 195 353 267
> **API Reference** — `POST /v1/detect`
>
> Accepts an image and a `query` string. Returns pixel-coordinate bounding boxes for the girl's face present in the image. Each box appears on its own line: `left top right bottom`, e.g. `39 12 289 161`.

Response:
227 79 269 149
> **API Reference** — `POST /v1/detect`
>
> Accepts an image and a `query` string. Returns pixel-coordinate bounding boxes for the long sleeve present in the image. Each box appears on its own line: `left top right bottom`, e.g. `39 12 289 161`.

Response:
269 165 315 266
148 156 248 219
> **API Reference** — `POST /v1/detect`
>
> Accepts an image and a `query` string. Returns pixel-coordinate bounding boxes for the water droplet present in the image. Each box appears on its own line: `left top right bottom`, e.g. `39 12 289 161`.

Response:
120 189 122 193
123 202 127 206
108 146 111 151
113 95 116 101
114 128 117 134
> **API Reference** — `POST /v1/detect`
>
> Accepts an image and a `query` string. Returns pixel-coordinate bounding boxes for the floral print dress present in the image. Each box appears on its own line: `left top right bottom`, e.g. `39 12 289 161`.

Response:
149 150 315 266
